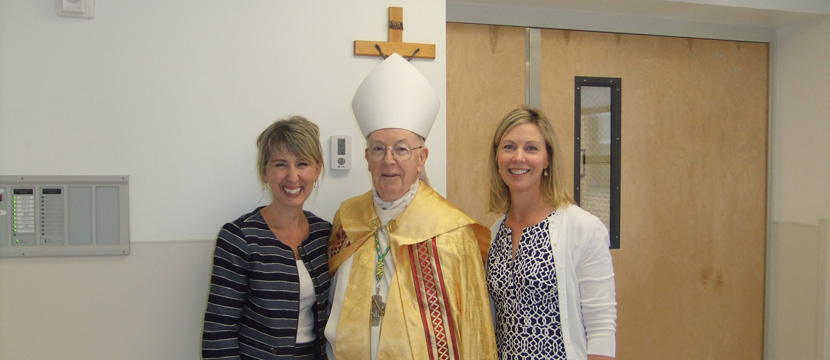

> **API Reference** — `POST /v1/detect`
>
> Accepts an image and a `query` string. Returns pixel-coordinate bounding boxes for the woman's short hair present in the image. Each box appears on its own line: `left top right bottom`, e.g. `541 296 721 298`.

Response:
256 116 323 186
488 107 574 213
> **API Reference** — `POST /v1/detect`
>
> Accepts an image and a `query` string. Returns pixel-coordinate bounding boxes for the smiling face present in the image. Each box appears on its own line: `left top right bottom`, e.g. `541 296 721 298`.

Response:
496 123 550 197
263 146 321 211
365 128 428 202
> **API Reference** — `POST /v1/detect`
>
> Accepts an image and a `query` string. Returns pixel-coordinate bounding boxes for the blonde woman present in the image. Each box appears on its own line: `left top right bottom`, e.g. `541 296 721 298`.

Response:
487 107 617 360
203 116 330 359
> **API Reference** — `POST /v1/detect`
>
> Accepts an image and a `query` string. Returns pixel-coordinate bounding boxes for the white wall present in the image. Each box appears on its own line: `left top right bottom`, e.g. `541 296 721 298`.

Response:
0 1 446 359
771 17 830 225
768 16 830 360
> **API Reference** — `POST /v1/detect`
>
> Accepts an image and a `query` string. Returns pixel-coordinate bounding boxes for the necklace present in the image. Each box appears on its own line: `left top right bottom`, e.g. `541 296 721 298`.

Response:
371 230 391 326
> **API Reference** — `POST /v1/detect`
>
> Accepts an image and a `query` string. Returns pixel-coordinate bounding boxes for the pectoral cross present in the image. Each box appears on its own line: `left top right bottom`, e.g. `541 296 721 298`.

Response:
371 294 386 326
371 229 391 326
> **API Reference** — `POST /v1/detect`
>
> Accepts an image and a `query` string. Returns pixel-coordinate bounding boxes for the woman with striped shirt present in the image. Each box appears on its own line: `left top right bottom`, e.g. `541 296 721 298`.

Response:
202 116 331 359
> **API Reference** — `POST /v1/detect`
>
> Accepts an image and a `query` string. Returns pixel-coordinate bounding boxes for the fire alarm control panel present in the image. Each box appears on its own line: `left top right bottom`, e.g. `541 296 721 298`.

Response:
0 175 129 257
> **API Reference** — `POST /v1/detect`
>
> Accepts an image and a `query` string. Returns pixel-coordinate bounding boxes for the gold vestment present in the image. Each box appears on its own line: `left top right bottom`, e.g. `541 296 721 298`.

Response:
328 182 497 359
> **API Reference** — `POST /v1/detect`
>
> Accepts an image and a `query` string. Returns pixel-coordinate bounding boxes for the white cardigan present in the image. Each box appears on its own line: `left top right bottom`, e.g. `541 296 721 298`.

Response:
489 204 617 359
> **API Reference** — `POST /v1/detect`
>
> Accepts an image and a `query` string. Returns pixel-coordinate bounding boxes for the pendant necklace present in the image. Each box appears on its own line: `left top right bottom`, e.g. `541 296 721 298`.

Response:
371 230 391 326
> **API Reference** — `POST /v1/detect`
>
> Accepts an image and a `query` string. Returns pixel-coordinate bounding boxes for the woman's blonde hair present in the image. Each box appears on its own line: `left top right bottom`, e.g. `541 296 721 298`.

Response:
256 116 324 187
488 107 574 213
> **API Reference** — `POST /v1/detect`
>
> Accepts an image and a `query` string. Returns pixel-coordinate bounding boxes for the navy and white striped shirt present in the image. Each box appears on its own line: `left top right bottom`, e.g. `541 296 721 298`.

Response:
202 207 330 359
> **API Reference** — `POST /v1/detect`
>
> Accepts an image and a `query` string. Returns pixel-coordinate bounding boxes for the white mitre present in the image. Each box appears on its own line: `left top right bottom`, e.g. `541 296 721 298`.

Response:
351 53 440 139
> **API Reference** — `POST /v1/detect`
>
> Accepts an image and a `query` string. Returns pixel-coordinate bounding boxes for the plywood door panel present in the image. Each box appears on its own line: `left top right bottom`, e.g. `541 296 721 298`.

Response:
447 23 526 227
539 30 768 360
447 23 768 360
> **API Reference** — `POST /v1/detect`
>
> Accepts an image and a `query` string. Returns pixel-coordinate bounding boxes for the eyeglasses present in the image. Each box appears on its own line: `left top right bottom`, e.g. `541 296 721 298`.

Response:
367 143 424 161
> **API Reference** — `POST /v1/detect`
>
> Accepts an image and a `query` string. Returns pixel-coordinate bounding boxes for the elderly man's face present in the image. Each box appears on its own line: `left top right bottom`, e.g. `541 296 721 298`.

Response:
365 128 428 202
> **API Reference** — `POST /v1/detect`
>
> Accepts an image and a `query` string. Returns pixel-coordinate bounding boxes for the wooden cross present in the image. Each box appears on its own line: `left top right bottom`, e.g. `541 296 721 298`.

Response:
354 7 436 60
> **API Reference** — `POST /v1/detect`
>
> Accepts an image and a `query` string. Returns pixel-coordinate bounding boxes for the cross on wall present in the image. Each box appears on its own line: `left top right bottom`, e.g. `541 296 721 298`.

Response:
354 7 436 60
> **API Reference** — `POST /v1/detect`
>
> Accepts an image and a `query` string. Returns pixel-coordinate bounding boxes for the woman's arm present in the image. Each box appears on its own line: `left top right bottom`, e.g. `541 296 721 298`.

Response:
574 217 617 358
202 224 250 360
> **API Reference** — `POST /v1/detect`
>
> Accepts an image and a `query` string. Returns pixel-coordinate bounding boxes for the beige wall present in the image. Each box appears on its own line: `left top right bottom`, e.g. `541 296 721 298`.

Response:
0 241 214 359
767 221 829 359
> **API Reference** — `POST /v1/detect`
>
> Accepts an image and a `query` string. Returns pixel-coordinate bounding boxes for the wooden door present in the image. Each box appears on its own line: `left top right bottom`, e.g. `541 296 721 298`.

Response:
447 24 768 359
447 23 526 228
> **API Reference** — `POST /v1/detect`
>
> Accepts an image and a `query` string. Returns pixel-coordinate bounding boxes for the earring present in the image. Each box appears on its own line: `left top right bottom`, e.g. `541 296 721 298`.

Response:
543 169 549 177
314 181 318 189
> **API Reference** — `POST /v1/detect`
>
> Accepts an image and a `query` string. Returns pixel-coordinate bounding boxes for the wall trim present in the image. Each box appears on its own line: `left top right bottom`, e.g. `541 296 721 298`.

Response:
822 218 830 360
132 238 214 245
447 3 774 43
764 40 776 360
526 28 541 108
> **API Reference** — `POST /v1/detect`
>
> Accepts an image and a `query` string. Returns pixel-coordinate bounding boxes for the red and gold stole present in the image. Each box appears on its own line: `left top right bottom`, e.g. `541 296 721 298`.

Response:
410 238 460 360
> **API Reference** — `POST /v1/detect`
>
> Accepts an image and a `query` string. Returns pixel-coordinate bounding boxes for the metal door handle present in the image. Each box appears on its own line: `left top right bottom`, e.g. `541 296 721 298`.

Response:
580 149 586 178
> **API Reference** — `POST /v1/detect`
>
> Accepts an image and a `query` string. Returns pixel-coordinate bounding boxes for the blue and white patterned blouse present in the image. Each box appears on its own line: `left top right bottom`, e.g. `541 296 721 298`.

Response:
486 214 567 360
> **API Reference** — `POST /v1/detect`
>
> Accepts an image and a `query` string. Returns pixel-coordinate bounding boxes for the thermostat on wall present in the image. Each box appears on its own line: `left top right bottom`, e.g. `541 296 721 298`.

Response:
330 136 351 170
